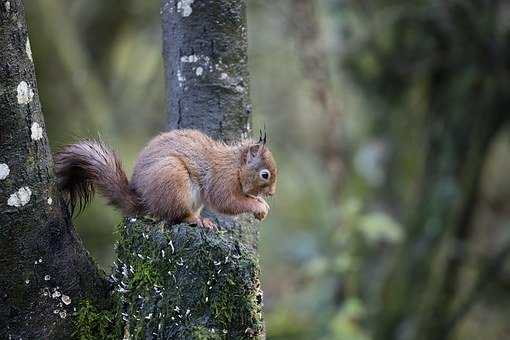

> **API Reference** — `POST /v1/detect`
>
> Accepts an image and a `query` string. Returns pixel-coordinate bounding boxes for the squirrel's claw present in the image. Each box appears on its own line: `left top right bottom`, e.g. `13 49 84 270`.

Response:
254 211 267 221
197 217 218 231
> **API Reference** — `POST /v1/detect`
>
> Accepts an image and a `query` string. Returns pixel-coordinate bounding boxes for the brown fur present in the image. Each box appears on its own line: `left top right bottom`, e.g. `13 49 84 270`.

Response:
55 129 277 225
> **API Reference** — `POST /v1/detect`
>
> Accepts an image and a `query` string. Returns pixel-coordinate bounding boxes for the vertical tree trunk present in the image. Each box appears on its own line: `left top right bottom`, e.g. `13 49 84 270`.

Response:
159 0 262 252
161 0 251 142
0 1 110 339
290 0 345 193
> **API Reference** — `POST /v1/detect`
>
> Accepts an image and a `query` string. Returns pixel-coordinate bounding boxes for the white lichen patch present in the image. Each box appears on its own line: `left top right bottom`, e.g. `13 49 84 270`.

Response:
61 295 71 305
195 66 204 76
16 81 34 105
31 122 43 140
0 163 10 180
177 0 194 17
180 55 199 63
47 197 53 205
26 38 33 62
177 70 185 87
5 1 10 12
7 187 32 207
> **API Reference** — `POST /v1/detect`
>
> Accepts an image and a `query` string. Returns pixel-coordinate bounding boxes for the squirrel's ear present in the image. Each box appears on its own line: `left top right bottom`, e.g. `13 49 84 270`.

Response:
246 144 261 164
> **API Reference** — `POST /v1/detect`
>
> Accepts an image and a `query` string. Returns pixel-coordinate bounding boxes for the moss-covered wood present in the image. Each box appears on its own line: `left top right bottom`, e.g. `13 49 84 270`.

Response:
74 216 265 339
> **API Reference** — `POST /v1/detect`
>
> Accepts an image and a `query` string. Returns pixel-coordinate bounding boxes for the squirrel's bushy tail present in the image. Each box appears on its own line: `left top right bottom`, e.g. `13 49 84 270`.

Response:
55 140 140 216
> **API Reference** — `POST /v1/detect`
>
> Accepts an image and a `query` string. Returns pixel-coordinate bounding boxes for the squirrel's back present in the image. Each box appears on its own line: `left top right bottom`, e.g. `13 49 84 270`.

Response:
131 129 233 188
133 129 218 169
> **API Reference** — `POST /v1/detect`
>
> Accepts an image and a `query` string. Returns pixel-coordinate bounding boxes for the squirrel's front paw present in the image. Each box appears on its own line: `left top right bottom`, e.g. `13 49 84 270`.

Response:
253 202 269 221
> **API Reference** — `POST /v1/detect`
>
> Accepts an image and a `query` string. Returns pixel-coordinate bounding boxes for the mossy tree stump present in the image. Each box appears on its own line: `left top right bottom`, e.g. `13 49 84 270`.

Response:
91 215 265 339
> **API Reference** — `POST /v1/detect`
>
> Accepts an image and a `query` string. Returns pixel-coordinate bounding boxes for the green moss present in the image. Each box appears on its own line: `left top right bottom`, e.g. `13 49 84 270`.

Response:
191 325 224 340
73 299 121 340
130 260 162 290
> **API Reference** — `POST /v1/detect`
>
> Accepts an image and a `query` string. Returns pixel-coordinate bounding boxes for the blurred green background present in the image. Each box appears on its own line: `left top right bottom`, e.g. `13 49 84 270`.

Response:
25 1 510 339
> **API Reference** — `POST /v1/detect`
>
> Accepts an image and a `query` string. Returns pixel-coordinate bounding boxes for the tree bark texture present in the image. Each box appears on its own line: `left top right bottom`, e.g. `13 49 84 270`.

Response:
161 0 251 143
0 1 109 339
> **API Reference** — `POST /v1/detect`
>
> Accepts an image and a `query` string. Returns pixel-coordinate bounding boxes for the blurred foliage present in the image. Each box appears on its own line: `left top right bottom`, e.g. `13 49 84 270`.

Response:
24 0 510 339
329 298 370 340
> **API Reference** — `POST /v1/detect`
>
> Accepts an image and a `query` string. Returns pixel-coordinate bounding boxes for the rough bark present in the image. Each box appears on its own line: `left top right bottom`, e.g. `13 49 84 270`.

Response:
161 0 251 142
0 1 110 339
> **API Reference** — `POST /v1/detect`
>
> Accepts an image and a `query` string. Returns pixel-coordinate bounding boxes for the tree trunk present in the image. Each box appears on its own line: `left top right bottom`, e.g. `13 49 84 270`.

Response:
290 0 345 193
161 0 251 143
0 1 110 339
92 1 266 338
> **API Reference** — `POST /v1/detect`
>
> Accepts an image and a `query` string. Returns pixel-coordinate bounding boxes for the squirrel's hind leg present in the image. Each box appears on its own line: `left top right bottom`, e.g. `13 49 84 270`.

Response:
135 156 216 230
138 156 196 224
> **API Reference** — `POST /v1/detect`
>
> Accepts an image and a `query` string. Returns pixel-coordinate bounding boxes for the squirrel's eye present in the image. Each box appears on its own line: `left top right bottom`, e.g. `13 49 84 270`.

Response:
259 169 270 181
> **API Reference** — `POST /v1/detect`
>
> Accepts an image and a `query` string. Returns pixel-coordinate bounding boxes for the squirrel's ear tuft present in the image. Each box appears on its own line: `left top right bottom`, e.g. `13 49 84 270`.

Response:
258 126 268 145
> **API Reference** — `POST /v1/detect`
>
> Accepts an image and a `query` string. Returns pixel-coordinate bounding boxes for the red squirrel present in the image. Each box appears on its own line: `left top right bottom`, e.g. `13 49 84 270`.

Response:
55 129 277 229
